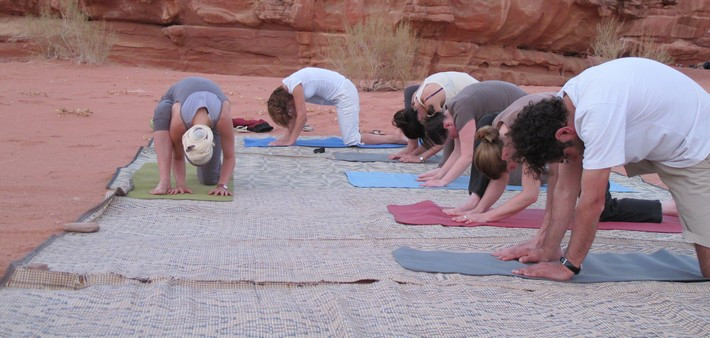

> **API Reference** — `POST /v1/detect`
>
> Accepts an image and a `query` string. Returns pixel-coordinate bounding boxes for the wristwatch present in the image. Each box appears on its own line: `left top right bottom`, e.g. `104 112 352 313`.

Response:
217 184 229 190
419 155 425 163
560 256 581 275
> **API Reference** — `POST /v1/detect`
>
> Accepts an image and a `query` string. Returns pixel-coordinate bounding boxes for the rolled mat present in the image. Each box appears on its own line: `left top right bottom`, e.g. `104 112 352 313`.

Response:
347 171 635 193
126 162 233 201
244 137 405 149
393 246 707 283
386 200 682 233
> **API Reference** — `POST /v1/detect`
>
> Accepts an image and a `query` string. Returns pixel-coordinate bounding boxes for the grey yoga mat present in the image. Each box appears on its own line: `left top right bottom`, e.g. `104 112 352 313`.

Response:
333 152 442 163
393 247 707 283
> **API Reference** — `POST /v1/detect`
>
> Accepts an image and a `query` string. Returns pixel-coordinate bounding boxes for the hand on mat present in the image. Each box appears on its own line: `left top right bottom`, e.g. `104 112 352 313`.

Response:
417 168 441 181
208 186 233 197
388 153 403 160
269 137 294 146
150 184 170 195
452 212 489 223
493 242 561 263
512 261 574 281
442 208 465 216
168 185 192 195
420 179 447 187
399 154 423 163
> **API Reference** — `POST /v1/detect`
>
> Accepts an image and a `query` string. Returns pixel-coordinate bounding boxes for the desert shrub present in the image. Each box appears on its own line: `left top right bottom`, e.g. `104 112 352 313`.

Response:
590 16 673 65
327 12 423 91
629 31 674 65
590 17 625 62
20 0 116 64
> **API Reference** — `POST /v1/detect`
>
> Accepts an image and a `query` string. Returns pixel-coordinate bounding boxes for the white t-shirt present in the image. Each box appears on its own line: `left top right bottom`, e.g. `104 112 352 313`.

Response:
560 57 710 170
413 72 479 107
282 67 347 106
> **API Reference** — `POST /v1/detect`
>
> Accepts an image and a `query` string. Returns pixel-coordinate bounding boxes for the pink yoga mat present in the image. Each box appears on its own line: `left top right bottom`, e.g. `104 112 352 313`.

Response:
387 200 682 233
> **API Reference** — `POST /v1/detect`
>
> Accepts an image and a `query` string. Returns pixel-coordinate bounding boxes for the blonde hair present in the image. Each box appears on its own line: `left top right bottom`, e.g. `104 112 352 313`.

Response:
473 125 507 179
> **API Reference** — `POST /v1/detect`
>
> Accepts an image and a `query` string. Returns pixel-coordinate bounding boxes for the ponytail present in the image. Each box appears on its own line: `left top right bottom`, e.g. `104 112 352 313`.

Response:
474 126 507 179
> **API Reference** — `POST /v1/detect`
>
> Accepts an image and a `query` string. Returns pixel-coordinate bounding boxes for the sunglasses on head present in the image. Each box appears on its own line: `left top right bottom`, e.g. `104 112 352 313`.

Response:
426 104 446 118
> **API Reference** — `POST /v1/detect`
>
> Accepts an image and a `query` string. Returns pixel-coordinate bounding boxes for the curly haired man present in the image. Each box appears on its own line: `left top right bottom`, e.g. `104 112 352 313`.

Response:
505 57 710 280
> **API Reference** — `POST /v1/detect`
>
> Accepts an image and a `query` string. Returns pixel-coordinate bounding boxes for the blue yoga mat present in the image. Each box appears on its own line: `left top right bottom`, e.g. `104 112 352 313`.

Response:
334 152 443 163
393 247 707 283
345 171 635 192
244 137 405 149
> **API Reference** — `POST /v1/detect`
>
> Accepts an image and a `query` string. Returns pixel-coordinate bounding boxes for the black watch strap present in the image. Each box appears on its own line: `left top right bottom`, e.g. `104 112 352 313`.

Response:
560 257 581 275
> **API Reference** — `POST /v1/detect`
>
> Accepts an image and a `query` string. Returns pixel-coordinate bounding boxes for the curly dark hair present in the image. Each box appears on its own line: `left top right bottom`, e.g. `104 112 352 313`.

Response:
267 86 294 127
392 107 425 140
423 105 448 145
508 97 568 179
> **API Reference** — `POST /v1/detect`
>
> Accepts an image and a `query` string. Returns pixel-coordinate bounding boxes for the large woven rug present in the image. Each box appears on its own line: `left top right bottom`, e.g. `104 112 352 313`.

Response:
1 136 708 336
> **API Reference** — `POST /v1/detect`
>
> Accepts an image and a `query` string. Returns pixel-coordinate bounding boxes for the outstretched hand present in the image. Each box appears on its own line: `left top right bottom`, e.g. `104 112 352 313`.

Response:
442 208 464 216
492 242 562 263
416 168 441 181
150 184 170 195
208 186 233 196
420 179 447 188
398 154 422 163
168 186 192 195
452 212 489 224
388 153 403 160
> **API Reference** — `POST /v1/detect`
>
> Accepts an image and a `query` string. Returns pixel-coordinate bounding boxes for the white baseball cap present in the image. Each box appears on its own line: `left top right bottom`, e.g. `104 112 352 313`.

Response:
182 125 214 166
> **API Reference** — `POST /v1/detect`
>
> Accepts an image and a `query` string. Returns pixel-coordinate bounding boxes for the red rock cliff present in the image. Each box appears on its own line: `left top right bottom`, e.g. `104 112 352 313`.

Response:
1 0 708 85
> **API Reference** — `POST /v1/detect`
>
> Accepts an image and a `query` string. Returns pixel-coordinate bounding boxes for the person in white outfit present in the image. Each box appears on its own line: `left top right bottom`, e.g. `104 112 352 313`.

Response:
266 67 406 146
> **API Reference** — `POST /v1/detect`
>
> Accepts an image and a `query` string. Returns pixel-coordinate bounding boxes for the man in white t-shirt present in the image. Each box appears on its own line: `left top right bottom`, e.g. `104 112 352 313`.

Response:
266 67 406 146
504 57 710 280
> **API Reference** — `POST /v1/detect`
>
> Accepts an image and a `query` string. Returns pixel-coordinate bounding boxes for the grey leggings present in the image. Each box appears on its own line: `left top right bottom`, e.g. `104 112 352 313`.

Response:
195 131 222 185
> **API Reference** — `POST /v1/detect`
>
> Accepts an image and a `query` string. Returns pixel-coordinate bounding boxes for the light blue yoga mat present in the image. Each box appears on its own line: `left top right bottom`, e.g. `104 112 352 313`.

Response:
244 137 405 149
345 171 635 192
334 152 443 163
393 247 707 283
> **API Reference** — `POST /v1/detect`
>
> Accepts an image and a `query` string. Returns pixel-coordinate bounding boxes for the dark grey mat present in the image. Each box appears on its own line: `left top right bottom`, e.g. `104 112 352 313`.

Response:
334 152 442 163
393 247 708 283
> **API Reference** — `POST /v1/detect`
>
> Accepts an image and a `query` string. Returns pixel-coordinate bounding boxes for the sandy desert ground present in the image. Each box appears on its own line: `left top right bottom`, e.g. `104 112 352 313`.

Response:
0 58 707 277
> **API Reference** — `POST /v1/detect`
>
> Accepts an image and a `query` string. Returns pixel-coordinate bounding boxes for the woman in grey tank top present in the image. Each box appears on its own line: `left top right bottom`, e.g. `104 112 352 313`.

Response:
150 77 235 196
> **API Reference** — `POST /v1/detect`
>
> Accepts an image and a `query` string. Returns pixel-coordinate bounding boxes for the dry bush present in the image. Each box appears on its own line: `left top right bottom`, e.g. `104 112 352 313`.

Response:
590 17 673 65
590 17 625 63
629 31 674 65
21 0 116 64
328 12 423 91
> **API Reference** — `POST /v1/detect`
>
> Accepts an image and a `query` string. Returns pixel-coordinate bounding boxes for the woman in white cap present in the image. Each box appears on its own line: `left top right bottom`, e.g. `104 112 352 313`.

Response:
150 77 234 196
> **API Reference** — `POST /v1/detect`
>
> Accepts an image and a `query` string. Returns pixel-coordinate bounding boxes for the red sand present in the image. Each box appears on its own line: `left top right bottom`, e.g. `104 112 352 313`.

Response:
0 59 707 276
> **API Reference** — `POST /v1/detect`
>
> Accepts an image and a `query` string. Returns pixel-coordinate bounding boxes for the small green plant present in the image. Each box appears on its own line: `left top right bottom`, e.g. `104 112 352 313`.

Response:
20 0 116 64
328 12 423 91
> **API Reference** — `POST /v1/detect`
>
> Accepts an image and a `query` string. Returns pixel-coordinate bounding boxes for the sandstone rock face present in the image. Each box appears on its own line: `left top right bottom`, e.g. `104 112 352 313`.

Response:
0 0 708 85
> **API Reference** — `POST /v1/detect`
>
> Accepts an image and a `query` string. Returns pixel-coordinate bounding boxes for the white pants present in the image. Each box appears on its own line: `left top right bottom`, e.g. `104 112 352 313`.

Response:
333 80 362 146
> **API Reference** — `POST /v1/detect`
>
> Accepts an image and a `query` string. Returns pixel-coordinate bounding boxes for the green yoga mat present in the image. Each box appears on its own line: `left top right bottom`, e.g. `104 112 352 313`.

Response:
126 162 233 202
